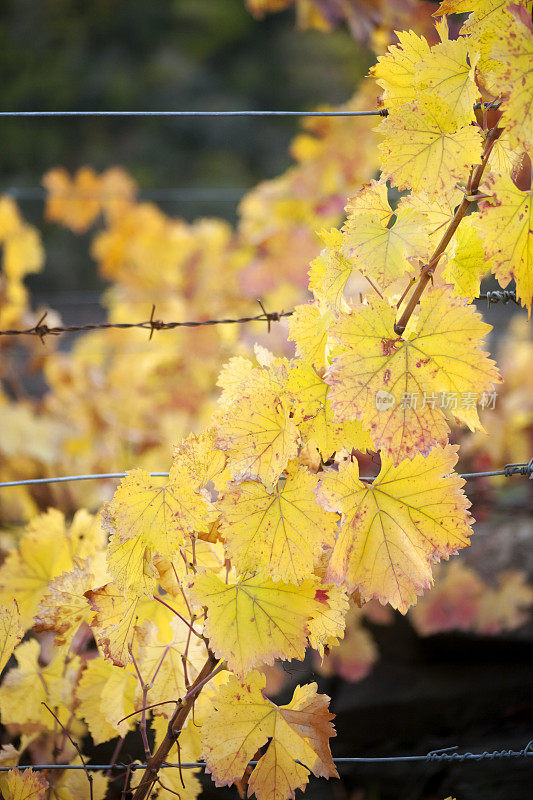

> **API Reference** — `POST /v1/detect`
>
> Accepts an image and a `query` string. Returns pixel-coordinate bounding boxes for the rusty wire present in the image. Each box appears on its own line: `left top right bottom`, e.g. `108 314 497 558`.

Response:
0 291 520 341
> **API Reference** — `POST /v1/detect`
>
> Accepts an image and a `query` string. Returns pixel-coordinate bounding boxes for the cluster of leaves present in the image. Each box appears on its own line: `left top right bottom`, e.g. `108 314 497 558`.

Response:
0 1 532 799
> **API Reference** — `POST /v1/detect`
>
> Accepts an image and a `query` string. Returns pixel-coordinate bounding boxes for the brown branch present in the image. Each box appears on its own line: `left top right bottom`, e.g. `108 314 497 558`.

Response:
131 651 219 800
394 126 502 336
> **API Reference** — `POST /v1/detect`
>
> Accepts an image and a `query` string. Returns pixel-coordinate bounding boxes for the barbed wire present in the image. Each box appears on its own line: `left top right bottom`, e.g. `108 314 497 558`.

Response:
1 740 531 772
0 101 502 120
0 305 292 342
0 291 520 341
1 460 532 489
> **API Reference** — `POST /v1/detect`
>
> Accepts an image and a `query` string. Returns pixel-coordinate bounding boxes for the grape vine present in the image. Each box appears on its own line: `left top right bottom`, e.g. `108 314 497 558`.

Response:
0 2 531 800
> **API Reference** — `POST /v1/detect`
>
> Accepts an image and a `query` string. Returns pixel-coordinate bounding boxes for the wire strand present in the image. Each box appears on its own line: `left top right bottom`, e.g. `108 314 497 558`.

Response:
0 110 387 118
1 740 531 772
1 460 531 489
0 101 501 119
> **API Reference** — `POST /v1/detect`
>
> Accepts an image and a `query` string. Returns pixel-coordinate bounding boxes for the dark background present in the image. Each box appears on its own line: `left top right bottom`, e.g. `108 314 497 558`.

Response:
0 0 370 293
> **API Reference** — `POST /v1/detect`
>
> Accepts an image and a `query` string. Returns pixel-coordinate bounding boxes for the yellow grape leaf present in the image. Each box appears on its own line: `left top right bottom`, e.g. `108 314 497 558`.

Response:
201 671 338 800
106 532 160 599
344 178 393 225
76 656 136 744
34 560 93 645
326 285 500 464
0 510 74 630
307 584 349 656
342 205 430 289
191 573 336 676
398 186 463 239
136 617 207 717
438 0 526 74
477 174 533 316
103 455 218 596
216 356 255 408
43 166 101 233
1 768 48 800
86 583 143 666
316 605 378 682
218 464 338 584
0 640 73 729
377 94 483 196
0 196 23 240
442 218 488 299
308 228 354 312
490 5 533 152
288 303 334 369
215 371 300 490
317 445 472 612
0 602 23 676
370 30 430 109
3 226 44 280
54 768 108 800
417 38 479 125
288 362 373 458
172 427 226 492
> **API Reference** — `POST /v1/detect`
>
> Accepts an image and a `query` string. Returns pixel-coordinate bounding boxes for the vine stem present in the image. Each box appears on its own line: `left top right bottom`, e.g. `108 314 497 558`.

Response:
131 651 219 800
393 125 502 336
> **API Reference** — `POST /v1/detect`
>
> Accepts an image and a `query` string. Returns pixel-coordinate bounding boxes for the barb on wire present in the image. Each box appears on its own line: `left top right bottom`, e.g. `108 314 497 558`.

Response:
1 461 532 489
0 290 521 340
1 739 531 772
0 305 293 341
481 290 520 307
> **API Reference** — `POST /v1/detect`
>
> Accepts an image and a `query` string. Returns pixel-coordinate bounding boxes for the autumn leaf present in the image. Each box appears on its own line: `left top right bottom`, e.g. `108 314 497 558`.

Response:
76 657 136 744
218 464 338 584
136 617 208 717
1 767 48 800
489 4 533 152
0 603 23 677
325 285 500 464
103 449 218 596
342 201 430 289
288 302 334 369
34 560 94 646
316 605 378 682
377 94 483 196
0 514 71 629
398 186 463 239
442 218 488 299
201 671 338 800
86 583 143 666
417 38 479 125
53 767 108 800
475 571 533 635
288 361 373 459
409 561 484 635
477 174 533 316
43 167 102 233
191 572 340 676
317 445 473 612
214 368 300 490
0 640 78 730
307 228 355 312
370 30 430 109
